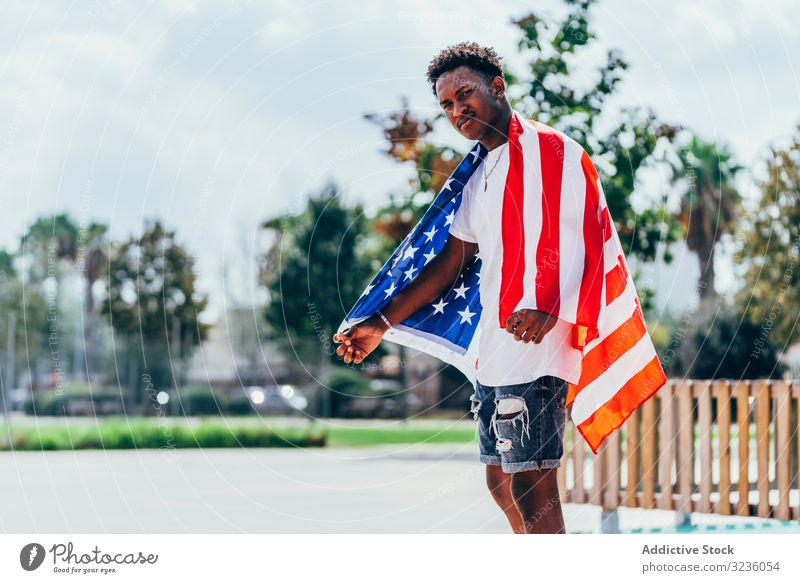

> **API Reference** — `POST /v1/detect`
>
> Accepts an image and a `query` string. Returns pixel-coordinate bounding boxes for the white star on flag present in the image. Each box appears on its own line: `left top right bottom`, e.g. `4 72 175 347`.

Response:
423 248 436 265
402 245 418 260
383 281 397 297
432 298 448 314
361 284 375 297
423 226 438 242
445 211 455 226
453 282 470 299
458 306 476 324
403 265 417 281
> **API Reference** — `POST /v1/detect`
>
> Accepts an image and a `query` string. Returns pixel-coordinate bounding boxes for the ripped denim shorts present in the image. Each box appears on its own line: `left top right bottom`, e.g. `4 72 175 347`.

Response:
469 375 569 473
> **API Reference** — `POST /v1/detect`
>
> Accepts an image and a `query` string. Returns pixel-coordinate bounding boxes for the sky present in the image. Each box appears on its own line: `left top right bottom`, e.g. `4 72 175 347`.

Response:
1 0 798 322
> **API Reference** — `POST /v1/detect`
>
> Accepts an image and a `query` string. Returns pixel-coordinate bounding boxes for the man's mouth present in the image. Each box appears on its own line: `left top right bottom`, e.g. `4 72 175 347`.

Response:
458 115 475 130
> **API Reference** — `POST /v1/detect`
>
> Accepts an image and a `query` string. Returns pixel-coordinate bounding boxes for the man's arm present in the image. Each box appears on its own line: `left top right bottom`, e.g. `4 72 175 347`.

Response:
381 234 478 326
333 235 478 364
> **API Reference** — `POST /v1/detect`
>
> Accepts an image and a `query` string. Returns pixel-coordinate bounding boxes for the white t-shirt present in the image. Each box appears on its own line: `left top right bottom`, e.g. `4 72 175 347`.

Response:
449 141 582 387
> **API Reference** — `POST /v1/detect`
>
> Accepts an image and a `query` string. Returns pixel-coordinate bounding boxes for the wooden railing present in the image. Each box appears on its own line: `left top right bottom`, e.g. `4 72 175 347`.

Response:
557 379 800 520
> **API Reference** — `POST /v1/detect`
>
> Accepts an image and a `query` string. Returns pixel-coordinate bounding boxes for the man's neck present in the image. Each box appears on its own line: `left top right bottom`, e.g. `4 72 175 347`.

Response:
479 106 513 151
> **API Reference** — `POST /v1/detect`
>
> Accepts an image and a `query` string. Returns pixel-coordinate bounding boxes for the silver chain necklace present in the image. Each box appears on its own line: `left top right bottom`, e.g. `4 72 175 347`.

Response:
483 142 508 191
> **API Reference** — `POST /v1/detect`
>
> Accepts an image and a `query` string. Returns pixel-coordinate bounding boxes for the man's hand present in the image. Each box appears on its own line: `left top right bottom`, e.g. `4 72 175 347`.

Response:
504 309 557 344
332 315 388 364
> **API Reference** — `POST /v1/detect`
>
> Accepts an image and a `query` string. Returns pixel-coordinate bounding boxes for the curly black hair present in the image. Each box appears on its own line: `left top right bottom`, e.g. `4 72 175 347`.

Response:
426 41 504 97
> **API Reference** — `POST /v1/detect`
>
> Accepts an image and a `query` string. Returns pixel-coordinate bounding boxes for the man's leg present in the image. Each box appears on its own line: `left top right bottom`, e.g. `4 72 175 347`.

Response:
490 376 569 534
485 464 525 533
510 468 566 534
471 382 526 533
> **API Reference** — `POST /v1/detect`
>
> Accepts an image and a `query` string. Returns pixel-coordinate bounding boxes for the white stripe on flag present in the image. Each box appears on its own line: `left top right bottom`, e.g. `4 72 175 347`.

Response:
517 119 544 311
558 139 586 321
603 236 619 274
571 332 657 425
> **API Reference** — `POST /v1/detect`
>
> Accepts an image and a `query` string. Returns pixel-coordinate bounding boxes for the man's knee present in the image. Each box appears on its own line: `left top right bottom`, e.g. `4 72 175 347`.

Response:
491 395 531 451
510 468 559 498
485 464 509 492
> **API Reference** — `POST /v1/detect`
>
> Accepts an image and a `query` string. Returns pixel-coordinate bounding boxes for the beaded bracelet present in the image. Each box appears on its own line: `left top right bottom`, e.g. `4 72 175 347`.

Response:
376 309 392 330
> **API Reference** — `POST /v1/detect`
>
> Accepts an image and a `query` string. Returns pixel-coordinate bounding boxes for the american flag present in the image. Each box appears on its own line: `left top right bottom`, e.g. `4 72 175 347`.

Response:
338 109 666 454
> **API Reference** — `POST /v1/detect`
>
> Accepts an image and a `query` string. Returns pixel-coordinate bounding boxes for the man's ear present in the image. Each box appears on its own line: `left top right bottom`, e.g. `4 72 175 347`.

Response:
491 77 505 99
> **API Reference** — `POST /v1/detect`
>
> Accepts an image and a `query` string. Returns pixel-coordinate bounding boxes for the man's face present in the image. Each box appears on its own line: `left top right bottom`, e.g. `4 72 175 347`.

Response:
435 65 501 141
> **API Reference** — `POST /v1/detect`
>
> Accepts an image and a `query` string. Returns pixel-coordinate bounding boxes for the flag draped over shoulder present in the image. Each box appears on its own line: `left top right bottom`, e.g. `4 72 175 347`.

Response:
337 108 667 454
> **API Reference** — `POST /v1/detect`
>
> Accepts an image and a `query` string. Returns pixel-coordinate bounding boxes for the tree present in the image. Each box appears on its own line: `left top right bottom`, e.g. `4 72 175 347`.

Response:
0 276 48 402
20 213 79 284
19 214 82 386
261 182 373 413
738 126 800 350
663 301 782 380
0 250 15 281
669 134 742 301
102 220 209 406
75 222 109 379
364 97 461 229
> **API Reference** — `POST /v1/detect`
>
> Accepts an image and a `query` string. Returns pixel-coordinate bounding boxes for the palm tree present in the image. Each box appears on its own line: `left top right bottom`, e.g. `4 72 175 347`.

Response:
21 214 79 282
77 223 108 379
20 215 109 380
669 135 742 301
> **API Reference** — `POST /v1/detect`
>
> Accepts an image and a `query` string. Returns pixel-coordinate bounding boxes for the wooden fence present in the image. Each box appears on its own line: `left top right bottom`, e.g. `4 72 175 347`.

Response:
557 379 800 520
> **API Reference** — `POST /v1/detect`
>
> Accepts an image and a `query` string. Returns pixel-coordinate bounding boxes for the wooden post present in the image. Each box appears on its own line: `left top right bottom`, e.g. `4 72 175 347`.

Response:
656 380 675 511
557 422 569 504
624 408 639 507
641 398 657 509
676 380 694 515
697 380 713 513
774 381 791 520
794 382 800 521
715 380 732 516
736 380 751 516
572 421 586 504
591 439 605 507
755 380 771 518
604 431 621 511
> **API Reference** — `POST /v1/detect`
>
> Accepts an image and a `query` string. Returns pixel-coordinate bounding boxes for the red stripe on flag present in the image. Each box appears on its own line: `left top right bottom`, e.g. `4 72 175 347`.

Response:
601 206 613 242
577 151 603 333
575 355 667 454
498 114 526 328
534 125 563 315
605 262 627 305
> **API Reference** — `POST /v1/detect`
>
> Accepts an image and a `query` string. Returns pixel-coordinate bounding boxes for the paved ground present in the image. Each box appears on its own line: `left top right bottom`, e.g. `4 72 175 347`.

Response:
2 443 796 533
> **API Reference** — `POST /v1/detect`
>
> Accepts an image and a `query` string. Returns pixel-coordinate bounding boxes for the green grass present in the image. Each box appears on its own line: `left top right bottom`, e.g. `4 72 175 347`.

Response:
0 418 481 451
325 425 478 447
1 419 326 451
